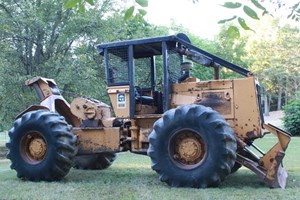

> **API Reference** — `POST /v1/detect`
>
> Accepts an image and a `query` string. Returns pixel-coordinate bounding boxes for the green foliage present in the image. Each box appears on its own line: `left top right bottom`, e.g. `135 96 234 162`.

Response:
123 0 149 20
213 25 249 79
64 0 94 12
227 25 240 38
222 2 242 9
219 1 263 38
283 99 300 136
124 6 135 20
238 17 255 32
218 16 237 24
218 0 300 38
247 23 300 112
135 0 148 7
243 5 260 20
250 0 266 11
287 2 300 21
64 0 82 9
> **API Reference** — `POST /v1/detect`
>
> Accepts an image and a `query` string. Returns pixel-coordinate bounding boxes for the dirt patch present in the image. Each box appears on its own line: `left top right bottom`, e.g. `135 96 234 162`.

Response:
264 111 284 128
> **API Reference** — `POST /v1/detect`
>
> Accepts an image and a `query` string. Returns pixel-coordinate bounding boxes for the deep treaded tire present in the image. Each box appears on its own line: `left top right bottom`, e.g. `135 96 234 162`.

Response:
147 105 237 188
73 153 117 170
6 110 76 181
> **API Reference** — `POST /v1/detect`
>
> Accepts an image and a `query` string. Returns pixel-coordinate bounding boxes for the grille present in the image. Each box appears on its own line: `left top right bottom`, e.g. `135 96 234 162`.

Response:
134 57 152 88
168 48 183 83
107 47 129 84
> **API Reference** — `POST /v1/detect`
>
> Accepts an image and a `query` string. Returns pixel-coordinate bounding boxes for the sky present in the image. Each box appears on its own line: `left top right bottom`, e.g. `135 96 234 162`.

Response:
145 0 235 39
144 0 300 39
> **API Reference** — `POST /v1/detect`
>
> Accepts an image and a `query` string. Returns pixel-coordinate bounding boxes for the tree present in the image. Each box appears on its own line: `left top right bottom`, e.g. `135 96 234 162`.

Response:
0 0 114 129
0 0 169 130
247 22 300 113
283 99 300 136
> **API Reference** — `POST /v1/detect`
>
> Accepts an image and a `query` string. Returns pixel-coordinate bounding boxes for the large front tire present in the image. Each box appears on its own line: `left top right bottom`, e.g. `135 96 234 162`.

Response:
148 105 237 188
73 153 117 170
6 110 76 181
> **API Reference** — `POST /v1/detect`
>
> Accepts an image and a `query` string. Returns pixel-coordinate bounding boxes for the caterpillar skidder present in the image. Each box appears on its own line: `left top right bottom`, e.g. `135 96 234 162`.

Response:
6 33 291 188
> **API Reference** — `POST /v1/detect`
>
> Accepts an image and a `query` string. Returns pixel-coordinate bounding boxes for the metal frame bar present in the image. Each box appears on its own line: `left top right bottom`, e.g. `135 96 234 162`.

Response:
162 41 169 112
151 56 156 91
98 35 251 77
174 37 251 77
104 48 110 86
128 45 135 118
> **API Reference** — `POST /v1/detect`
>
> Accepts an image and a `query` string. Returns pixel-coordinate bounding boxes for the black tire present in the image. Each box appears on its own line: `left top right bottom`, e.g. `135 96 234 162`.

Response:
231 162 242 174
148 105 237 188
73 152 117 170
6 110 76 181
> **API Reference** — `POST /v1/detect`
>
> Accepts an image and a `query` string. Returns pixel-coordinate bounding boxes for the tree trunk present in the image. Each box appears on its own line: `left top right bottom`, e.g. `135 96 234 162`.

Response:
264 93 269 116
277 87 282 111
294 78 299 99
285 77 288 105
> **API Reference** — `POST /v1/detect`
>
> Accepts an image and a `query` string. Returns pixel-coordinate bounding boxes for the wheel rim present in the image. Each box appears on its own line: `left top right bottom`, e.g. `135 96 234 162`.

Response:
20 131 47 164
169 129 206 169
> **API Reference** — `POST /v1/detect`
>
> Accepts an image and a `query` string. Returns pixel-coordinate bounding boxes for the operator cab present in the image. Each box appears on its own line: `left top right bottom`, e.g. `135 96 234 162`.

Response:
97 35 186 118
97 33 250 119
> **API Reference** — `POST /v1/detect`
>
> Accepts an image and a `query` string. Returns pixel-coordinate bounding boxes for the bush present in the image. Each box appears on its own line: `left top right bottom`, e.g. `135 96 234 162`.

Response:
283 99 300 136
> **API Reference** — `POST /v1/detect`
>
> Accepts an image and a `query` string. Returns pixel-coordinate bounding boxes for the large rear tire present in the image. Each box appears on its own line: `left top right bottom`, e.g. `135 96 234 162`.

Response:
6 110 76 181
148 105 237 188
73 153 117 170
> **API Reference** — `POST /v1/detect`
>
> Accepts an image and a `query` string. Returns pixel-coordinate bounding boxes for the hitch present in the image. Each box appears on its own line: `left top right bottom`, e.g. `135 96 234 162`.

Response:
261 123 291 188
237 123 291 188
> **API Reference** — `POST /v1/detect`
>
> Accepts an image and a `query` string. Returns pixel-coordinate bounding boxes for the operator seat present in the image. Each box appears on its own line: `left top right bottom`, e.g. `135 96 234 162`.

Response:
135 87 154 106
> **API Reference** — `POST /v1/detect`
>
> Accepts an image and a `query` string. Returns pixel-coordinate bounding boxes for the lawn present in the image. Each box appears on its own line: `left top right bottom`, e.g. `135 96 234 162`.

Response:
0 136 299 200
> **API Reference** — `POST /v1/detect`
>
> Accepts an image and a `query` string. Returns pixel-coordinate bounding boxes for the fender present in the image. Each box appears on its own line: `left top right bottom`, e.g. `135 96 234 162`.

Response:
15 105 50 120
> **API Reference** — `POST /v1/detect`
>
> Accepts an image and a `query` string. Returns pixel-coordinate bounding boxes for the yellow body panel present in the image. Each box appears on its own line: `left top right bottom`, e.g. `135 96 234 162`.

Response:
73 127 120 154
107 85 130 118
172 76 262 140
232 77 262 139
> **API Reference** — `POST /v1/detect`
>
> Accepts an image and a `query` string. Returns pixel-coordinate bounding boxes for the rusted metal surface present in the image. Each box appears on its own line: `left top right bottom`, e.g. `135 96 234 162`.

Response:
135 104 157 115
24 77 81 127
15 105 49 120
260 123 291 188
236 123 291 188
171 79 234 118
25 77 58 100
70 97 113 127
198 91 232 115
73 127 120 155
70 97 111 120
20 131 47 164
236 154 265 176
232 76 262 140
130 117 160 154
171 130 206 168
53 98 81 127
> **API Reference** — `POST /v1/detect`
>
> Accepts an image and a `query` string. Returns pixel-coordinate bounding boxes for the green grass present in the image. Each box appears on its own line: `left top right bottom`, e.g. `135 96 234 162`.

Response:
0 137 299 200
